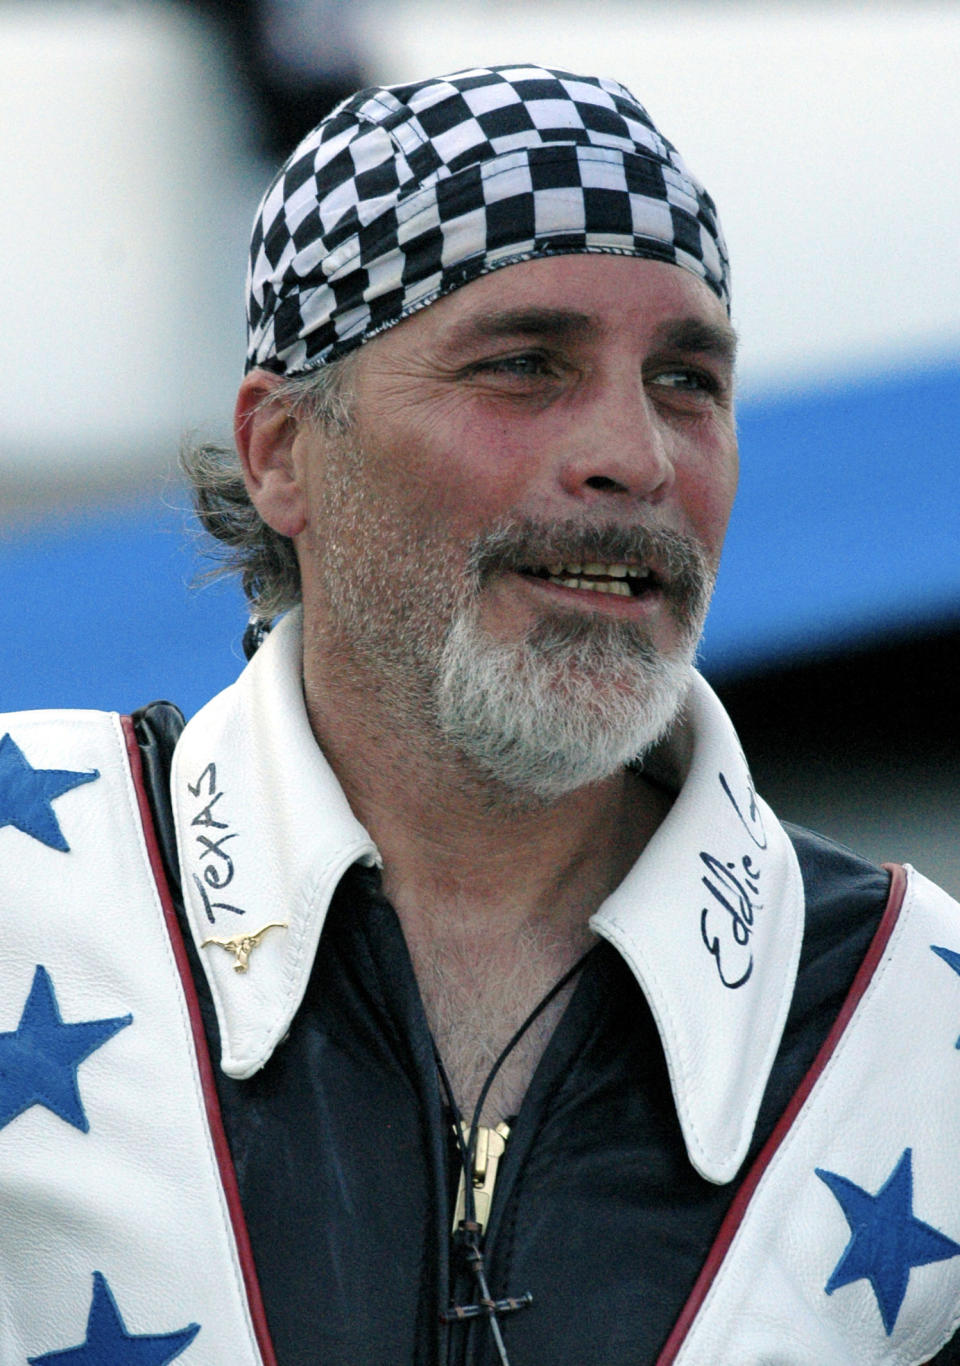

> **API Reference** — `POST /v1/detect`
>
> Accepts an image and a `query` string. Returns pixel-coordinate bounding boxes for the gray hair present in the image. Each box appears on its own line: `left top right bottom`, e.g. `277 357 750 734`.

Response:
180 354 356 619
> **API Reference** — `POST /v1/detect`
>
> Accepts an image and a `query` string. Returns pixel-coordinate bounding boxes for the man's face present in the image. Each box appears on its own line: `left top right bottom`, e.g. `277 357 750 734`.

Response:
295 254 739 798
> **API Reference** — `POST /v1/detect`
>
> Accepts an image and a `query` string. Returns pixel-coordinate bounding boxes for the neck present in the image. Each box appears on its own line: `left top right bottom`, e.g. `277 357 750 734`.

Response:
301 623 674 1122
302 633 671 932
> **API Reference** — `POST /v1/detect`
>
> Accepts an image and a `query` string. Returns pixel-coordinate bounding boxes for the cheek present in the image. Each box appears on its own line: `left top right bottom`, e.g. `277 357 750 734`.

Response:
371 417 534 536
677 446 739 559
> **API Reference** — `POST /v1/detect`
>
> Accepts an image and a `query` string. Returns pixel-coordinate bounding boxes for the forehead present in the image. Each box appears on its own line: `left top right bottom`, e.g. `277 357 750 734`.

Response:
371 254 734 359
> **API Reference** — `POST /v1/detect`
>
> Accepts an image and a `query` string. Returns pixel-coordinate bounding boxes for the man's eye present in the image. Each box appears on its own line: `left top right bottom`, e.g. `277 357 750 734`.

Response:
471 352 554 379
649 368 715 392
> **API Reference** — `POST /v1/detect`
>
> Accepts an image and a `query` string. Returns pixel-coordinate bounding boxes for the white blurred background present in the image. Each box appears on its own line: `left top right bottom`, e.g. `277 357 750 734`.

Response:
1 0 958 891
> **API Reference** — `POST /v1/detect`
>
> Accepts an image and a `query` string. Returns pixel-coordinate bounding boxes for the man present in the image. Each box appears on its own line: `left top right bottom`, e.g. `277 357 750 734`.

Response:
3 64 960 1366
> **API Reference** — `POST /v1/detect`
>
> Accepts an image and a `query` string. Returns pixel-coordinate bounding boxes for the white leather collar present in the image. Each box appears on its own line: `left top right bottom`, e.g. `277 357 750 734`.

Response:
591 672 805 1183
172 610 380 1080
172 610 804 1183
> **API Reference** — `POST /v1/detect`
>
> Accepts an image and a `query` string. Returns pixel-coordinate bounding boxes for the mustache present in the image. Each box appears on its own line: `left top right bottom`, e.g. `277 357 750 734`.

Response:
466 517 714 615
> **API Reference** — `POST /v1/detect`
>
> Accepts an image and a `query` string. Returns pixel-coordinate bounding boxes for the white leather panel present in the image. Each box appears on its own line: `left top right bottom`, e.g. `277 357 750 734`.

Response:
0 709 266 1364
671 868 960 1364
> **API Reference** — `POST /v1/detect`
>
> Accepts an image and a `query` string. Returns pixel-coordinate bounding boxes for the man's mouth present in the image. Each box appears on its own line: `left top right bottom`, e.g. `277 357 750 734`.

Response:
518 562 659 599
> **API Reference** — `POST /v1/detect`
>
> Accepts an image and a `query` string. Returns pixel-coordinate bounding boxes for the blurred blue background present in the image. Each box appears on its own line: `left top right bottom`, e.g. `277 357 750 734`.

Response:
3 359 958 716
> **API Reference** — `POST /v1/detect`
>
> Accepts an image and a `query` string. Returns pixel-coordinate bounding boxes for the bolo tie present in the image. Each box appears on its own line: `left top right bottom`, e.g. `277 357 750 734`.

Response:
434 950 592 1366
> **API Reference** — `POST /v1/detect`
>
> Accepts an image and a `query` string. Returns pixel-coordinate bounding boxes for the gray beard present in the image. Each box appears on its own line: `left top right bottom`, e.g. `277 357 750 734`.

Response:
435 600 698 802
312 443 713 802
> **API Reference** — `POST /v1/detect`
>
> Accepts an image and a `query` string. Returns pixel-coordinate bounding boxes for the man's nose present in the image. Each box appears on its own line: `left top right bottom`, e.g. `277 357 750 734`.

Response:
556 378 675 505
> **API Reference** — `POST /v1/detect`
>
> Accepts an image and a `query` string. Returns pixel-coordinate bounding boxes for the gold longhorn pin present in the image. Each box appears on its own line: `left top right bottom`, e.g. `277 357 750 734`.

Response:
200 921 288 972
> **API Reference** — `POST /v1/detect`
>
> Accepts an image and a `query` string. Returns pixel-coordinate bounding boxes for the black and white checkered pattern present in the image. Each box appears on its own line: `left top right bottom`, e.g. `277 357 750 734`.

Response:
245 65 730 376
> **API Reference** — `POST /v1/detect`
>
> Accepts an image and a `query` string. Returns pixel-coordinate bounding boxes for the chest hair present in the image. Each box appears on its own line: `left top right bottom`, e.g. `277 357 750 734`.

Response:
410 918 594 1127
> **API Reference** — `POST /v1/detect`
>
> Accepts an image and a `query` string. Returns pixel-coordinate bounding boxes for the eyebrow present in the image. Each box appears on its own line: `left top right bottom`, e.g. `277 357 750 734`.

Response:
652 318 739 366
443 307 738 365
444 307 598 350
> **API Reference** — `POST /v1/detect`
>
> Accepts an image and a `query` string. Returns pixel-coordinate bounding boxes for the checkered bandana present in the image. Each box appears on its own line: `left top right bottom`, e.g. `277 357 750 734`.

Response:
245 64 730 375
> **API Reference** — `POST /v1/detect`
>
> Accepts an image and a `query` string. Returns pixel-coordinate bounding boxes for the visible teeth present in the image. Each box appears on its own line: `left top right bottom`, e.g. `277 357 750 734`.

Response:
529 560 654 595
544 561 645 579
547 575 631 597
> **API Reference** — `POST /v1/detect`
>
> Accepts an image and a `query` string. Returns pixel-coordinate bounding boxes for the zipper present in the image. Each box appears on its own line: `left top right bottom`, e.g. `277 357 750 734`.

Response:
446 1120 532 1365
451 1120 511 1235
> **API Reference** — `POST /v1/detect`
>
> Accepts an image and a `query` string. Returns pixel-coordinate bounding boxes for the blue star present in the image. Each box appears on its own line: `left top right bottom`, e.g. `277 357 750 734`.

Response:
932 944 960 1047
0 966 132 1132
28 1271 200 1365
816 1148 960 1334
0 733 99 852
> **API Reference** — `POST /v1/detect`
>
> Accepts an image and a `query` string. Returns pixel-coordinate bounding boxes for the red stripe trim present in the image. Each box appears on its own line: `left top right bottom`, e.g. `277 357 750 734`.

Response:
656 862 909 1364
122 715 279 1366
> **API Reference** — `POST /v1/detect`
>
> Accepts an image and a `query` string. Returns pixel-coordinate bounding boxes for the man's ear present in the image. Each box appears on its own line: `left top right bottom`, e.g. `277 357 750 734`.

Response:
234 369 308 538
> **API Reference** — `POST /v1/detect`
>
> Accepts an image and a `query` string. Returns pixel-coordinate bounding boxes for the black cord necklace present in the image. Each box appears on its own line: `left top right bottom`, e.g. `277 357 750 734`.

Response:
434 949 592 1366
